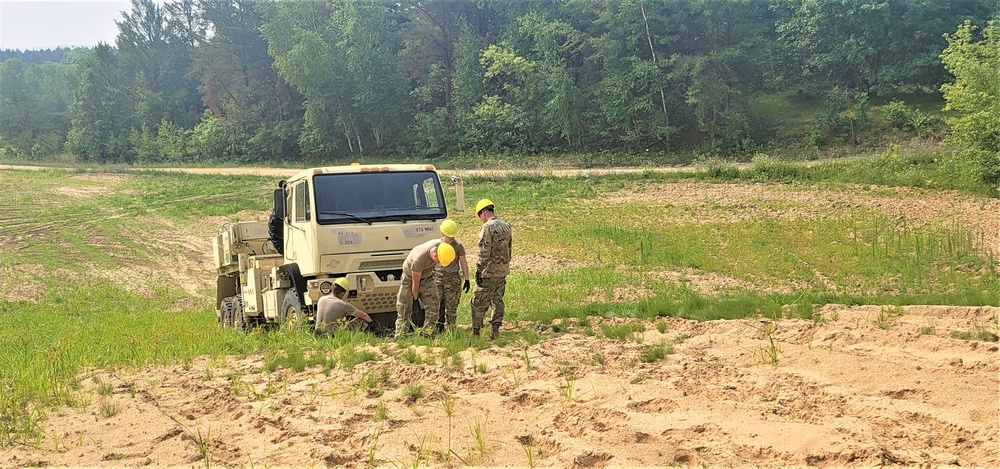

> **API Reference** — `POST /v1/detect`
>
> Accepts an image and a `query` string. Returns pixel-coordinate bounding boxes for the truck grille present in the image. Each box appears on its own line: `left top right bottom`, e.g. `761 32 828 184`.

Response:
361 292 397 313
358 259 404 270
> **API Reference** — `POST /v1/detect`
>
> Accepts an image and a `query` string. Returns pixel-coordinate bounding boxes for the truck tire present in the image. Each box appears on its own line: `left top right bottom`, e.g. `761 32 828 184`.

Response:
233 295 246 330
219 297 234 329
280 288 307 330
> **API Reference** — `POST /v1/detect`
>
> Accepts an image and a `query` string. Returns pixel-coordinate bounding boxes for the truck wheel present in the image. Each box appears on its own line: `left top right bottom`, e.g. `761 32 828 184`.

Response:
219 297 234 329
233 295 246 330
280 288 306 329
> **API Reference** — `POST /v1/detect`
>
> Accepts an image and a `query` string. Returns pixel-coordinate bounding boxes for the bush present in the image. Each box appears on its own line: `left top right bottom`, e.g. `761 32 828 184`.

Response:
970 149 1000 188
408 108 455 158
880 100 931 132
156 119 195 163
942 21 1000 189
809 89 871 148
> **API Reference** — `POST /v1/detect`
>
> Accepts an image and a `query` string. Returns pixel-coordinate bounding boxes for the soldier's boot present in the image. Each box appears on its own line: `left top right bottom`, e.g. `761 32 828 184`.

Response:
490 324 501 341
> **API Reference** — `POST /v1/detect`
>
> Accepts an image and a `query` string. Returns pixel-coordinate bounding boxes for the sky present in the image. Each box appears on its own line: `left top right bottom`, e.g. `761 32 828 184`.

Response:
0 0 131 50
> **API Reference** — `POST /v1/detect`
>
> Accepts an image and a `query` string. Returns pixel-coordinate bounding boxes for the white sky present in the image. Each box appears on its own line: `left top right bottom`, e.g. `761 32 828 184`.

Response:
0 0 131 50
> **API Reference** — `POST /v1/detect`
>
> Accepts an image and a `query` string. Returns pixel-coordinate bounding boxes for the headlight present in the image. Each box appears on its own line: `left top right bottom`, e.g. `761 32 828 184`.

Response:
319 281 333 295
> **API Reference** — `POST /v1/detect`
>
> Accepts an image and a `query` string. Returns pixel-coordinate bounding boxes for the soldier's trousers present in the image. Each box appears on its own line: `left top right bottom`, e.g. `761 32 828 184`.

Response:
395 274 440 337
471 276 506 329
436 272 462 327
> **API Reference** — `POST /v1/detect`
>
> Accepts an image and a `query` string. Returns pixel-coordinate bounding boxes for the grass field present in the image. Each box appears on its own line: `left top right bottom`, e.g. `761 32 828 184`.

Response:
1 153 998 448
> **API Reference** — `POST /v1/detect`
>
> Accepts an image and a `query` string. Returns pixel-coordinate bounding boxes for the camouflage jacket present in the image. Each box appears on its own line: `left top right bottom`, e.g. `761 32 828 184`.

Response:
476 216 512 278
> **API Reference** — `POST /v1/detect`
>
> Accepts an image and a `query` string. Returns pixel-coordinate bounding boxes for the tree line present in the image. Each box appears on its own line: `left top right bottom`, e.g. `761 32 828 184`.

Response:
1 0 997 167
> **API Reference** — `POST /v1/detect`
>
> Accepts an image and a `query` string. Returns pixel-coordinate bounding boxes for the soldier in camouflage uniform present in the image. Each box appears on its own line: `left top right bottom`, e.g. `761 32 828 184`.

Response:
315 277 372 336
470 199 512 340
394 239 456 338
435 220 470 331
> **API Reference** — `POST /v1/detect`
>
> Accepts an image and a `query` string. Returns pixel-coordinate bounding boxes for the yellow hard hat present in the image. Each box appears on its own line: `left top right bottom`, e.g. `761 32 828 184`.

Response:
440 219 458 238
475 198 495 216
333 277 349 291
436 242 456 267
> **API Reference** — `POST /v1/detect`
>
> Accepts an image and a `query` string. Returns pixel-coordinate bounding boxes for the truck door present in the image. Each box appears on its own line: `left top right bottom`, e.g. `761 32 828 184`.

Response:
284 181 310 262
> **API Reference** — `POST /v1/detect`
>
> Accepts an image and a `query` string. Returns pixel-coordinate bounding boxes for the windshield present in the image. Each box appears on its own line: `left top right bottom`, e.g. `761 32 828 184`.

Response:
312 171 447 224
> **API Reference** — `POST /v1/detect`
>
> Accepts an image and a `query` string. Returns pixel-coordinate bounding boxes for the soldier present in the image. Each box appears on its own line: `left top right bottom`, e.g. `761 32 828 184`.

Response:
435 219 470 331
470 199 512 340
394 238 456 338
315 278 372 336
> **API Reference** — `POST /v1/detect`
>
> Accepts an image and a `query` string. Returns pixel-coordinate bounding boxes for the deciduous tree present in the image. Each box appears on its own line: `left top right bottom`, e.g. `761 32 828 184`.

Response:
941 20 1000 186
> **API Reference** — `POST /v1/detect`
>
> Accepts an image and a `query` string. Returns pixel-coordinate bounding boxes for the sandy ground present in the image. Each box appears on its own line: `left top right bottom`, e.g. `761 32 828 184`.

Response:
3 306 998 468
2 167 999 467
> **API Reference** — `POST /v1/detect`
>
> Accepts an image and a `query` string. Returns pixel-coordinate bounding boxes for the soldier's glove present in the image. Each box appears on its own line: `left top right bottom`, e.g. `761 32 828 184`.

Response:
463 279 470 293
475 271 482 285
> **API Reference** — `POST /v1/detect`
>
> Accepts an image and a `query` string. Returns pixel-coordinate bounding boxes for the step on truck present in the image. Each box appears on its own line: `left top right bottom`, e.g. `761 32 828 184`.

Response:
212 164 452 335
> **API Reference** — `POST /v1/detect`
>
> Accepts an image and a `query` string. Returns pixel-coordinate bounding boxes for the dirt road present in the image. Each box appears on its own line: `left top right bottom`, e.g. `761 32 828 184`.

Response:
0 162 717 178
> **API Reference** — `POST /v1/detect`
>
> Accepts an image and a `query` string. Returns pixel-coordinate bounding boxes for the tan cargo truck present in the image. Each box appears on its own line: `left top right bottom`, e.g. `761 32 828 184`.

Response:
212 164 451 334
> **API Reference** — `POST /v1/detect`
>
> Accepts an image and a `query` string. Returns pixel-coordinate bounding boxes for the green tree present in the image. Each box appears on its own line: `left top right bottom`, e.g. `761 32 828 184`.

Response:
672 0 777 154
446 26 489 153
2 55 82 159
262 0 410 158
516 10 589 149
195 0 301 162
773 0 995 96
66 44 136 163
585 0 682 150
116 0 202 130
0 59 34 157
682 51 754 154
398 0 504 156
461 43 536 153
941 20 1000 186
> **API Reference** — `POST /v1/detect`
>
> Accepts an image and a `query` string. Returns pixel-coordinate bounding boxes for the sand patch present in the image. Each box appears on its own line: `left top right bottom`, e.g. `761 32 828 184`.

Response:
5 307 996 468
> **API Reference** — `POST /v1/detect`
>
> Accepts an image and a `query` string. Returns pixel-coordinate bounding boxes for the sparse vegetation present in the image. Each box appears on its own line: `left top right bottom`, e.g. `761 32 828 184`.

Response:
357 370 385 399
500 365 523 386
519 436 537 468
401 348 424 365
439 394 456 462
97 399 120 419
96 382 114 396
599 322 646 342
561 372 577 402
469 413 490 458
874 306 903 330
193 426 213 469
403 384 425 404
949 323 1000 342
640 341 675 363
1 159 998 452
367 429 381 469
372 402 388 422
753 322 781 366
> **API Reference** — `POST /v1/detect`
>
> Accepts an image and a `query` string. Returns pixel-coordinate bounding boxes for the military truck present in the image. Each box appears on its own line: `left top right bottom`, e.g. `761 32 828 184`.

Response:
212 164 451 334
